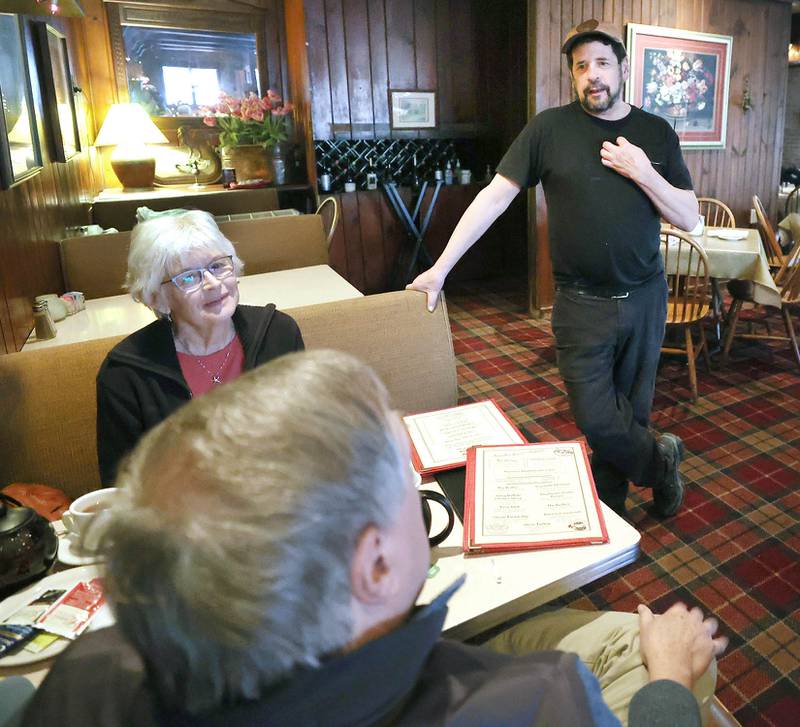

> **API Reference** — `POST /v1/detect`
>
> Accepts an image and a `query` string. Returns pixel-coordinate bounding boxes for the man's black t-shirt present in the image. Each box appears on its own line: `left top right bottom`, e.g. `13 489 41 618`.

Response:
497 101 693 289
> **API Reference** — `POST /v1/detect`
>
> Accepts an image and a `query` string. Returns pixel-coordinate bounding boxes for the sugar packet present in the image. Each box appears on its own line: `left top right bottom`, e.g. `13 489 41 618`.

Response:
35 578 105 640
0 624 38 658
2 588 67 627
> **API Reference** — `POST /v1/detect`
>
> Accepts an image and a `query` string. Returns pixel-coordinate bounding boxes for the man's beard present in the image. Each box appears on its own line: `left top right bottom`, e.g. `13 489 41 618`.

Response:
579 82 622 113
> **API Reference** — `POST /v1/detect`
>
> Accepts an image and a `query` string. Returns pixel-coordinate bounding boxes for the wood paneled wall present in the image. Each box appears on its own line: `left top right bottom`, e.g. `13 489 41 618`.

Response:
528 0 793 313
305 0 482 139
0 16 102 354
301 0 528 293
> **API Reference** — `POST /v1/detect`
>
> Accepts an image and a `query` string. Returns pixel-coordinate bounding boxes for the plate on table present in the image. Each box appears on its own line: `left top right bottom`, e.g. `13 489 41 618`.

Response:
0 565 112 667
707 228 748 241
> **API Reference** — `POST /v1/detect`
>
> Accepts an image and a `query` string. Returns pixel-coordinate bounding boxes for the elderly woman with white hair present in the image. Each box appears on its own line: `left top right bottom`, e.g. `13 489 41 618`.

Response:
96 210 303 485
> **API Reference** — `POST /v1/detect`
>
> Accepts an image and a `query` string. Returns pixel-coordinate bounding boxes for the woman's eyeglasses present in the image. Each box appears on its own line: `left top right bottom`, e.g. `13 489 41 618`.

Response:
162 256 235 293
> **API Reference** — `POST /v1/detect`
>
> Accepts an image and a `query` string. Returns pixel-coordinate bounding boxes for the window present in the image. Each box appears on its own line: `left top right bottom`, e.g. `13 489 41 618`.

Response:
162 67 220 109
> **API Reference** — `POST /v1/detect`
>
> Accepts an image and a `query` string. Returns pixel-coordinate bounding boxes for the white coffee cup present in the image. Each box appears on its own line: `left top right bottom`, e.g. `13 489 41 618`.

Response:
62 487 118 552
689 214 705 237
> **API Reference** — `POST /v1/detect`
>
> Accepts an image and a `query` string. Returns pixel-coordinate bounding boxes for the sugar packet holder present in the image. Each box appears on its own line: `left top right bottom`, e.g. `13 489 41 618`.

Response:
60 291 86 315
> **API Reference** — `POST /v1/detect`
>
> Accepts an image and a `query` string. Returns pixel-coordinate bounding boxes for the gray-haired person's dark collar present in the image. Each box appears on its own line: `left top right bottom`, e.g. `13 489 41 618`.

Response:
165 576 467 727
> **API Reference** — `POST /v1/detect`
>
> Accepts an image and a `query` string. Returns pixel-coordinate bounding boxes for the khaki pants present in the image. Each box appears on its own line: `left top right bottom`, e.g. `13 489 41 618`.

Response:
485 609 716 727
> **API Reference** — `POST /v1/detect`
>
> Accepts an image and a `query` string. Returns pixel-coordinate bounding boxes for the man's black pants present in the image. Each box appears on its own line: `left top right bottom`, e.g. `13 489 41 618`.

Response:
551 276 668 512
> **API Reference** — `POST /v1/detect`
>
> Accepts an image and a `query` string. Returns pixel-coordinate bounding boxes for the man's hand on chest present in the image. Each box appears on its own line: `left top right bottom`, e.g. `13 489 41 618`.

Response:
599 136 659 186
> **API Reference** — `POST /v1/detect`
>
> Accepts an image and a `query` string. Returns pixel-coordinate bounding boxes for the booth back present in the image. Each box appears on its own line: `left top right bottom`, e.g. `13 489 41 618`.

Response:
91 187 279 231
0 291 457 499
60 214 329 300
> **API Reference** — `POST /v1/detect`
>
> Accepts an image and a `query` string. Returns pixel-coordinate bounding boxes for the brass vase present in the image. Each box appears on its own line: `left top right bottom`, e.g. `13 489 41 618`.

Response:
220 144 273 184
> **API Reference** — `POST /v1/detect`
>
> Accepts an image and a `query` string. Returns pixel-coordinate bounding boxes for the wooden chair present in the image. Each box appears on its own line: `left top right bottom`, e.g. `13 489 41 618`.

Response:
661 229 712 402
697 198 735 334
315 195 340 248
753 194 787 279
722 237 800 369
697 197 736 228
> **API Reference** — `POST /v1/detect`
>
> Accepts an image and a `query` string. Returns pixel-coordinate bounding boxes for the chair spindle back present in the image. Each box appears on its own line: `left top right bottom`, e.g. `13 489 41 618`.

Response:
661 229 711 324
697 197 735 228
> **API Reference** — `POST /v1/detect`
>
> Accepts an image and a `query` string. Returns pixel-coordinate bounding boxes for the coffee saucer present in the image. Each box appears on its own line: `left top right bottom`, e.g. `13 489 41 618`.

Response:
53 520 104 566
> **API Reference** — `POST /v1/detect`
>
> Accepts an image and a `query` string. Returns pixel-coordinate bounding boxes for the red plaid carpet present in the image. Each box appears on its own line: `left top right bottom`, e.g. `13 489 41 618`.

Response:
446 276 799 727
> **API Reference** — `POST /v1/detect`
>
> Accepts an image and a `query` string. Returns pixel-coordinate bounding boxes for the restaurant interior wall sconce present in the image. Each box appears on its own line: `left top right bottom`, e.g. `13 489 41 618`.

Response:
2 0 85 17
94 103 168 189
741 76 753 113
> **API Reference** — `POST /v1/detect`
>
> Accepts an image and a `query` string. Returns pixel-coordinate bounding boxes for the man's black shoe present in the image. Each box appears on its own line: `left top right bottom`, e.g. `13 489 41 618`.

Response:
651 433 685 518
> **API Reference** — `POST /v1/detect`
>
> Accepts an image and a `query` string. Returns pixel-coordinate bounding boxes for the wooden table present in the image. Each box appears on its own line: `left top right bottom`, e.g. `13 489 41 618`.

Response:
2 496 639 687
24 266 363 350
417 483 640 640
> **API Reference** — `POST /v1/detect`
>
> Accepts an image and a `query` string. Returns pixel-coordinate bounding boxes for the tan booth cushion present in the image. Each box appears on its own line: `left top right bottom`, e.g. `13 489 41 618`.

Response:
224 214 328 275
0 291 456 500
60 231 134 299
60 214 330 300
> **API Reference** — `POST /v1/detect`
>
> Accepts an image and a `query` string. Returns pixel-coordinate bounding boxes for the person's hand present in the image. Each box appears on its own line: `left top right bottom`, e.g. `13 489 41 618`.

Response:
637 602 728 690
407 268 446 312
600 136 654 184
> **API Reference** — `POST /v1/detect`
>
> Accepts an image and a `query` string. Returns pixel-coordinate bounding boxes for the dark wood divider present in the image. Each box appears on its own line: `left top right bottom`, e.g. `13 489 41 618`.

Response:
326 183 525 294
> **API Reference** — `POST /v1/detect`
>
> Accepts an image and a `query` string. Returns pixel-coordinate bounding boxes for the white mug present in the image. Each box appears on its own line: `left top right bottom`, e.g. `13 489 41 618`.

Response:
62 487 118 553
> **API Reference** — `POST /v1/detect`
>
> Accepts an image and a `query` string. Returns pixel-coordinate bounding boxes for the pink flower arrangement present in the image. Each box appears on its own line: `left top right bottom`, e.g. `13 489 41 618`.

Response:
202 91 294 148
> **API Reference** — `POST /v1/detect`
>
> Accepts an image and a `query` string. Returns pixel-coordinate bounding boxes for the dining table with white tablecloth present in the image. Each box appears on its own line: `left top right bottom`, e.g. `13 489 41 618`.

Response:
661 226 781 308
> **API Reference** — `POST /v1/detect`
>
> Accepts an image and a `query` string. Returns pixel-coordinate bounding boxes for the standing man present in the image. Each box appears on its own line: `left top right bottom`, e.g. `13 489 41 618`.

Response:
409 20 700 517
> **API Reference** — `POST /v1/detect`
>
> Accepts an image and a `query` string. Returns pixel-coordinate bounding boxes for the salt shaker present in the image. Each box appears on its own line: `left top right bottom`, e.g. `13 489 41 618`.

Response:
33 301 57 341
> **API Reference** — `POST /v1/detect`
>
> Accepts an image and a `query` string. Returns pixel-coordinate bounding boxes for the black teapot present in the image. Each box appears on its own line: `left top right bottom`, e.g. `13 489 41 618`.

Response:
0 494 58 599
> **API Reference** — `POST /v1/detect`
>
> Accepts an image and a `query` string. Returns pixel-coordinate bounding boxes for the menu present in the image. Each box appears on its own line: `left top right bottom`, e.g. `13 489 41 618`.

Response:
463 442 608 555
404 400 526 475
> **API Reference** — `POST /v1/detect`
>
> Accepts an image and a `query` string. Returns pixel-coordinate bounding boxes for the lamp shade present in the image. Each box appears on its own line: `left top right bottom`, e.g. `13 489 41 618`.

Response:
95 103 168 147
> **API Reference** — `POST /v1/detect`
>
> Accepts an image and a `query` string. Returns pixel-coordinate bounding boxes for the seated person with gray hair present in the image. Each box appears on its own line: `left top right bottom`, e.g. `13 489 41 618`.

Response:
26 351 727 726
96 209 303 486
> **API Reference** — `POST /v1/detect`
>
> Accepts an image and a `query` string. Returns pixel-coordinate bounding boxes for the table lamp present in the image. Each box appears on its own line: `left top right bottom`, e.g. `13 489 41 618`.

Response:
94 103 168 190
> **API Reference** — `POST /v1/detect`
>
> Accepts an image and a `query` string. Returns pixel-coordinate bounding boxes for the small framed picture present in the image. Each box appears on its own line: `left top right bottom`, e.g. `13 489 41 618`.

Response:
31 22 81 162
389 90 437 130
625 24 732 149
0 13 43 189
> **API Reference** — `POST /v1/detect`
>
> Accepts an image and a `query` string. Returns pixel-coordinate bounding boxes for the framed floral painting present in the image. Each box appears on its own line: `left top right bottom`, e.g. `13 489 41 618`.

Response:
625 24 732 149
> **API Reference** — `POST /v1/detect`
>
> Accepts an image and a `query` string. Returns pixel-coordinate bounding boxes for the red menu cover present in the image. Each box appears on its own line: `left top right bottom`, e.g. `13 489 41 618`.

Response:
404 399 526 476
462 442 609 556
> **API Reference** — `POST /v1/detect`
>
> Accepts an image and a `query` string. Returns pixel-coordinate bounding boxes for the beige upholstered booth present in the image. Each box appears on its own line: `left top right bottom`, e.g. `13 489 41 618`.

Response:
60 214 330 300
0 291 457 500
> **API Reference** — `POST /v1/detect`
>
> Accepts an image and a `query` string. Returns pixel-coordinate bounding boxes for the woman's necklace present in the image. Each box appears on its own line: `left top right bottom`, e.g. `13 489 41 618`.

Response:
194 344 233 385
174 330 236 385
